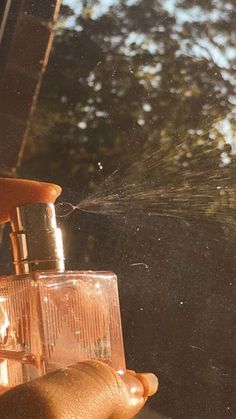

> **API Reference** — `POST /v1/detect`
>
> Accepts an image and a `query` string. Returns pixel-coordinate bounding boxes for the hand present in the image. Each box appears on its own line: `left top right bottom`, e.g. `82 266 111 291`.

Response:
0 178 158 417
0 361 158 419
0 177 61 224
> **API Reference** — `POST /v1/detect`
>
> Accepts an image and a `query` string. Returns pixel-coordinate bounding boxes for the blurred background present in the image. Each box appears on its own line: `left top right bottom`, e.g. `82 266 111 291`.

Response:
0 1 236 418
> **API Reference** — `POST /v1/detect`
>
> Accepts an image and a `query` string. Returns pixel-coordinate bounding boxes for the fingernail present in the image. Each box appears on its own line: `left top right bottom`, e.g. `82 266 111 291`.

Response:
135 373 158 397
49 183 62 195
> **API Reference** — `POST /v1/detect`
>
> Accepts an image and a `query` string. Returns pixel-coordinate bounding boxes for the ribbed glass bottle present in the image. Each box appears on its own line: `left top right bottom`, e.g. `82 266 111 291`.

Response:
0 270 125 393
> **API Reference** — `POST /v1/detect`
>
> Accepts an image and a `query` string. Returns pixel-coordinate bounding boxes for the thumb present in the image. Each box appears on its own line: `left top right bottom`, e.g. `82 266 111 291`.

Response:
0 361 158 419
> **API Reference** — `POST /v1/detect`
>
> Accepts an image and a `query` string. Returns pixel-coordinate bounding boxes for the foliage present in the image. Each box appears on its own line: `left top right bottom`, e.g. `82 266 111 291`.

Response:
21 0 236 205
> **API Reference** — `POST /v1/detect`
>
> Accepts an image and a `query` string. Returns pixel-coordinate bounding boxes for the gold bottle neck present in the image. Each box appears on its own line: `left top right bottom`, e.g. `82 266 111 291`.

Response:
10 203 65 275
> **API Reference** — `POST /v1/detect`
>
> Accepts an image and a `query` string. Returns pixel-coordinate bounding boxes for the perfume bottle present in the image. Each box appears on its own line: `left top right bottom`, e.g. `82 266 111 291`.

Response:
0 202 125 393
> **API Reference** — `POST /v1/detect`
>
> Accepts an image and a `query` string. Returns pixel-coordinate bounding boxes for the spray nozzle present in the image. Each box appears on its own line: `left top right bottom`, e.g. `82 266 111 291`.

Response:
10 203 65 274
0 178 64 274
0 178 61 225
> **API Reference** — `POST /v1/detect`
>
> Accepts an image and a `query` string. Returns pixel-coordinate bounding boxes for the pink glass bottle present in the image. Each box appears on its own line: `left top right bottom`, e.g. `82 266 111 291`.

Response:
0 203 125 393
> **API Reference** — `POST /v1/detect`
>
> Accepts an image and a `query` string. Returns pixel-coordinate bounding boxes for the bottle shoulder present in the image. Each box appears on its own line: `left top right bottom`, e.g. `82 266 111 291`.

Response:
0 270 118 288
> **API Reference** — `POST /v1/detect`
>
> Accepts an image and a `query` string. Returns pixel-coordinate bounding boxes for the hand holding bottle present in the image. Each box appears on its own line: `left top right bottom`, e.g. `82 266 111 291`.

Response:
0 360 158 418
0 178 158 417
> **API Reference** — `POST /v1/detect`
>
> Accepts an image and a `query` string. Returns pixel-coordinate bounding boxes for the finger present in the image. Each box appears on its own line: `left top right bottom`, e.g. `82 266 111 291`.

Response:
0 178 61 224
114 370 158 418
135 372 159 397
0 361 158 419
118 369 158 396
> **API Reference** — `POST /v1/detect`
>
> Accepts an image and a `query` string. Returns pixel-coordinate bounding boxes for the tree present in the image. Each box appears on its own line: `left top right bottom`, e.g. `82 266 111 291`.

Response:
20 0 236 219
